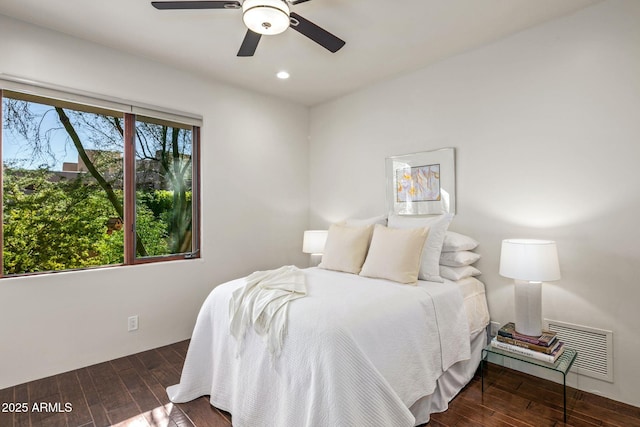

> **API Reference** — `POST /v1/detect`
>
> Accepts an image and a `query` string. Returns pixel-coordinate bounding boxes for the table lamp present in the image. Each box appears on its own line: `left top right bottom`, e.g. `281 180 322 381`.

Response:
303 230 328 266
499 239 561 337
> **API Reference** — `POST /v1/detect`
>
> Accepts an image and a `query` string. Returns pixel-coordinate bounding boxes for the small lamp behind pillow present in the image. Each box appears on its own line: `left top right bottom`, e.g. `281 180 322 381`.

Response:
302 230 328 267
302 230 328 255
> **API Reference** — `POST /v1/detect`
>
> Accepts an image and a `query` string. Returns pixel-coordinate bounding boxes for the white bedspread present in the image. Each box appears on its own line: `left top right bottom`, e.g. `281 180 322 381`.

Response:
167 267 471 427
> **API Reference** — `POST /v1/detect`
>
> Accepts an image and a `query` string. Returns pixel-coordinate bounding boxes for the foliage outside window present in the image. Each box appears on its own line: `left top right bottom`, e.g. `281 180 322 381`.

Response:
135 117 194 258
1 89 200 277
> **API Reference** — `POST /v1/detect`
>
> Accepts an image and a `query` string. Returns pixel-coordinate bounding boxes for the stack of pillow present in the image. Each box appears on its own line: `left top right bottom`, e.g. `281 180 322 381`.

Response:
439 231 481 281
318 213 481 285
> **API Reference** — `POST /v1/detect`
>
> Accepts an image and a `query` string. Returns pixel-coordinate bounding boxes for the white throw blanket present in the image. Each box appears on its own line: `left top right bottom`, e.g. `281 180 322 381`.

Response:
229 265 306 357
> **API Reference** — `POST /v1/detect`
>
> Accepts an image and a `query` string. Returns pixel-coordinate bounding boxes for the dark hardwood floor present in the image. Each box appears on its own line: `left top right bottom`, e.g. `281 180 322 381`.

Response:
1 340 639 427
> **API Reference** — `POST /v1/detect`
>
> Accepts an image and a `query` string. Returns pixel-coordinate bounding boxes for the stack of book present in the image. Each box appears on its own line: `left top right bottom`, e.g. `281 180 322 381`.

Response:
491 322 565 364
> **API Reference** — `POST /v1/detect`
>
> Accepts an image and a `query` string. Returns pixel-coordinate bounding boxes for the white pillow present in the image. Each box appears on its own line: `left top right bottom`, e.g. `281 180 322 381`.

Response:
359 224 429 284
319 224 373 274
442 231 478 252
439 250 481 267
388 213 454 282
343 214 388 227
440 265 481 281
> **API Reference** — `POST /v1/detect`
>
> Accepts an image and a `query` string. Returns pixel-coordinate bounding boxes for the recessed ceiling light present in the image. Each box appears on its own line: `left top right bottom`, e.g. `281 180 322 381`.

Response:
276 71 290 80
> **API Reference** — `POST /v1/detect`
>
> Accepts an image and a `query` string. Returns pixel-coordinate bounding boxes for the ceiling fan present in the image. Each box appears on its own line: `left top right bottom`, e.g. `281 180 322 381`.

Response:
151 0 346 57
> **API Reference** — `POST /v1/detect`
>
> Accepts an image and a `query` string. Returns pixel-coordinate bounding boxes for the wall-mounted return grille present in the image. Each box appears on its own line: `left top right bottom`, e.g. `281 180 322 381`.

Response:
544 319 613 383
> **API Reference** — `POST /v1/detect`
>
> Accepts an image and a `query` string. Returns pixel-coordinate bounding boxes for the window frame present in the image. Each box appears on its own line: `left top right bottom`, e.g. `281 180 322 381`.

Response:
0 85 202 278
126 114 201 265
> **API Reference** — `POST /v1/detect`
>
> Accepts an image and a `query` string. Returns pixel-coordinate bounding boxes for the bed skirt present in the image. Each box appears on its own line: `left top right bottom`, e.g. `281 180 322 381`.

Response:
410 328 487 425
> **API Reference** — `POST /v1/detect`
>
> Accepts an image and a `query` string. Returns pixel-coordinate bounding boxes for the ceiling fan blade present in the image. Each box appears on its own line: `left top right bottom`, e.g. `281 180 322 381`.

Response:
151 1 240 10
289 12 345 53
290 0 312 4
237 30 262 57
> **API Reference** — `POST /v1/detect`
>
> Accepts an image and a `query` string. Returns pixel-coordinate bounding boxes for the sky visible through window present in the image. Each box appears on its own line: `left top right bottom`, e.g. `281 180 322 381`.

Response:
3 100 88 171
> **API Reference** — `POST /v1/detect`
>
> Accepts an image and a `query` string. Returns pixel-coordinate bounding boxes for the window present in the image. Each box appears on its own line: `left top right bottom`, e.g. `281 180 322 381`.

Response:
134 117 196 259
0 88 200 277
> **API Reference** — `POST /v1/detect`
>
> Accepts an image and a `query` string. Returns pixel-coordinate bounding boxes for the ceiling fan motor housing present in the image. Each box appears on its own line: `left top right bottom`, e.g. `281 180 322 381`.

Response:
242 0 290 35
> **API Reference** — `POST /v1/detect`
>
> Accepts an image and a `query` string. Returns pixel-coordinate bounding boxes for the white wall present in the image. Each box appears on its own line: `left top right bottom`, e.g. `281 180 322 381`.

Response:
0 15 309 389
309 0 640 407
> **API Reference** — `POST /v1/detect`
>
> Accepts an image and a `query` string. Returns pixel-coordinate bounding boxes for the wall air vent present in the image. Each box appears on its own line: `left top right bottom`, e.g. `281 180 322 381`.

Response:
544 319 613 382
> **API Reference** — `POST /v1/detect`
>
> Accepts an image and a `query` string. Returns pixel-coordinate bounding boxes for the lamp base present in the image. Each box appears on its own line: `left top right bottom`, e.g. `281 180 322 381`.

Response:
309 253 322 267
514 280 542 337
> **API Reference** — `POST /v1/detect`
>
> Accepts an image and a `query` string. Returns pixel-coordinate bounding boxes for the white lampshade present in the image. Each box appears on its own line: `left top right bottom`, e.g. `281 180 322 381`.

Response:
499 239 561 282
302 230 328 255
242 0 290 35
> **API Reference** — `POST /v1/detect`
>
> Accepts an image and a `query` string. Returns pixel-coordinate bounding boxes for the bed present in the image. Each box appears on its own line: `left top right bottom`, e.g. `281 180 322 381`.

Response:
167 266 490 426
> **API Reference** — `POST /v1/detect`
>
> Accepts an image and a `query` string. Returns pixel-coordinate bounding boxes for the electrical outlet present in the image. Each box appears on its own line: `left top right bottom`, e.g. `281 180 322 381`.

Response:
128 315 139 332
490 321 501 337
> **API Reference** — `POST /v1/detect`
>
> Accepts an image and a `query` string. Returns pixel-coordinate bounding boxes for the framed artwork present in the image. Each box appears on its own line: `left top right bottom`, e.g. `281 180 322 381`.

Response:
386 148 456 215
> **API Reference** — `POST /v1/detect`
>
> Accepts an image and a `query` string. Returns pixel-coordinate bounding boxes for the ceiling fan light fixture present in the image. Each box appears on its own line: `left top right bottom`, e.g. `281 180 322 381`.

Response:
242 0 290 35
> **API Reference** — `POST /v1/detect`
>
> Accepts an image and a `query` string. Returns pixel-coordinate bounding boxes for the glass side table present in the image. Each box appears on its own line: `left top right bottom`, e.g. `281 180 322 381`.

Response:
481 345 577 422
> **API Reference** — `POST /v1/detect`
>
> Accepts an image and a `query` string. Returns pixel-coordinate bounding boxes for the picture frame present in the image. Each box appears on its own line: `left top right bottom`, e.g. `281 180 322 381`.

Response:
386 148 456 215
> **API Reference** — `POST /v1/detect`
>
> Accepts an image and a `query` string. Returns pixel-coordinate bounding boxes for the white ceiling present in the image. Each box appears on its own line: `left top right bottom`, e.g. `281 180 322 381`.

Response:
0 0 600 106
